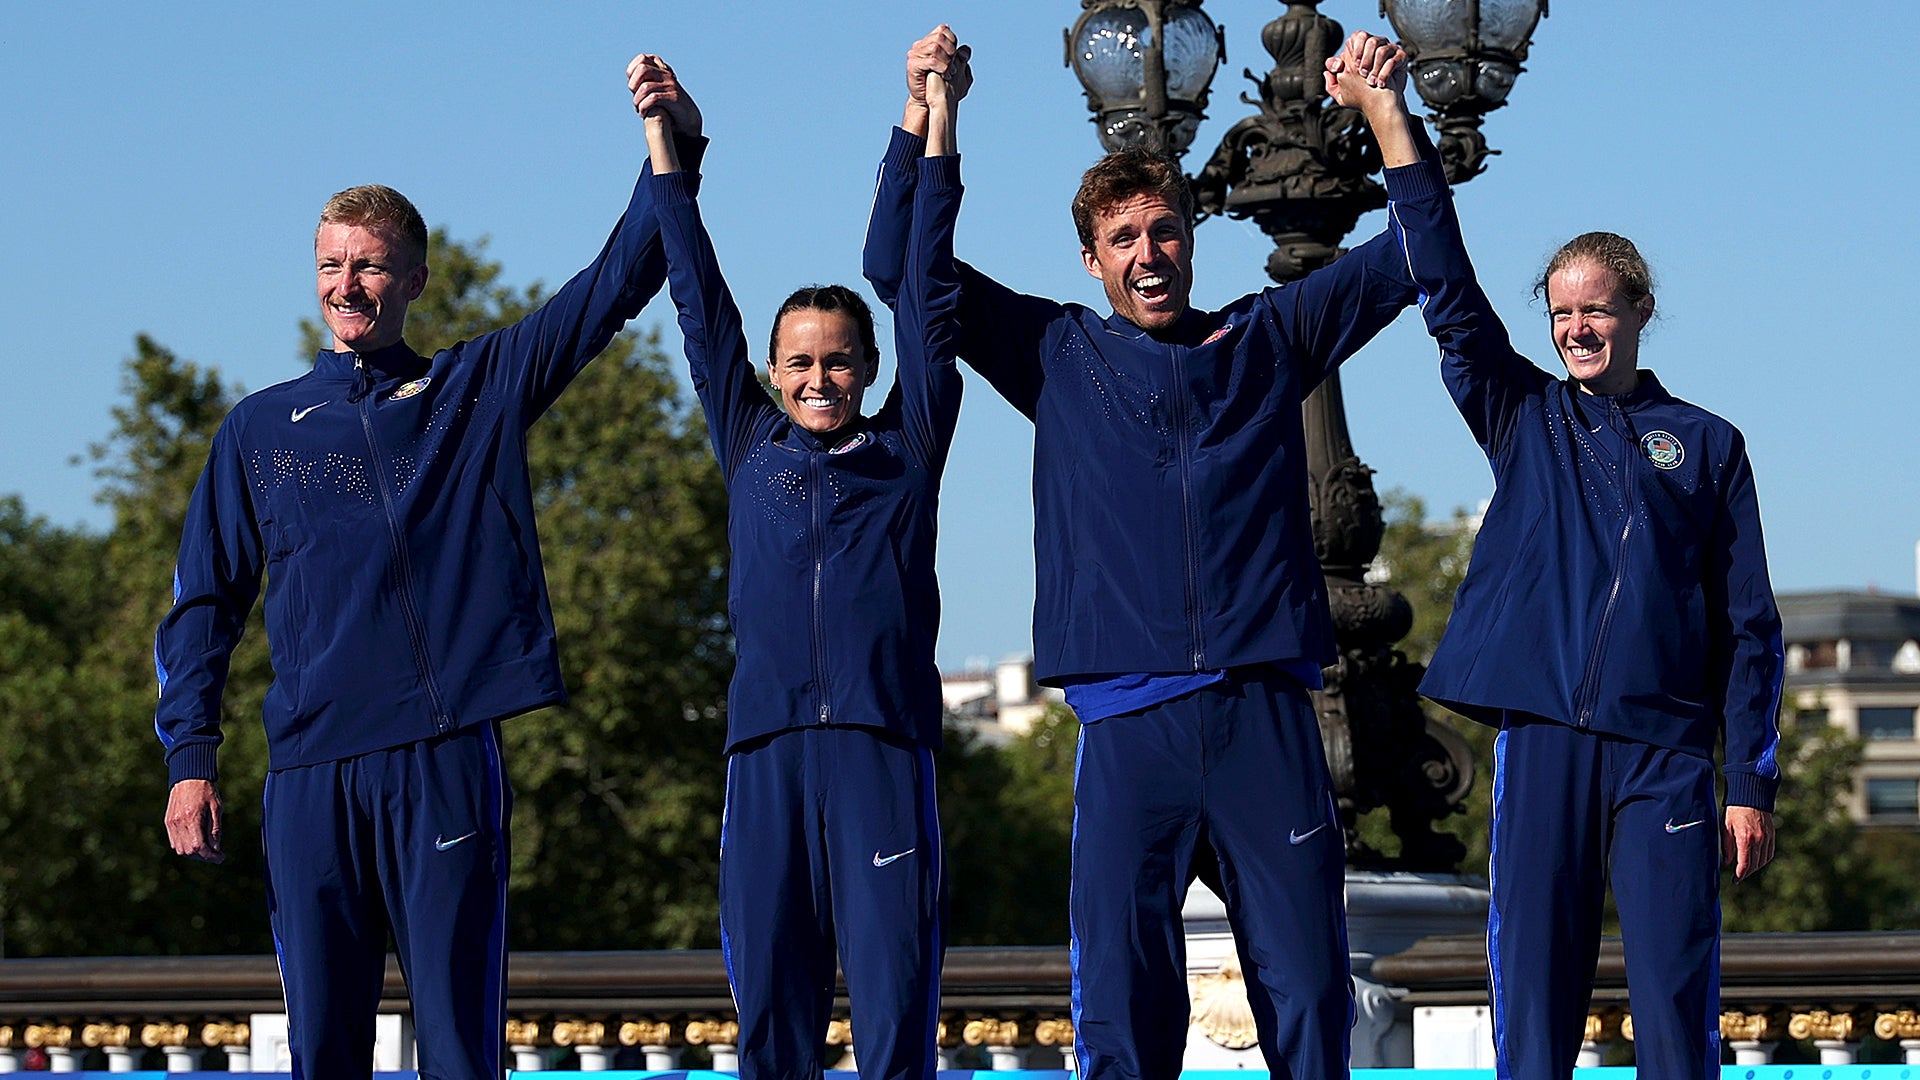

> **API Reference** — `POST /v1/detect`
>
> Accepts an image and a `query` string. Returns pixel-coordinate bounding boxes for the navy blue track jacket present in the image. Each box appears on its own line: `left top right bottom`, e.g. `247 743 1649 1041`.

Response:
1405 205 1784 810
655 157 963 753
154 137 708 785
865 127 1452 683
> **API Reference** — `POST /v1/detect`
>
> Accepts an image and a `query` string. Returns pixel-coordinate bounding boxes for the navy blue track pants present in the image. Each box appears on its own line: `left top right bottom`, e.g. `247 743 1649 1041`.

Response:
1071 668 1349 1080
262 722 510 1080
721 726 945 1080
1489 715 1721 1080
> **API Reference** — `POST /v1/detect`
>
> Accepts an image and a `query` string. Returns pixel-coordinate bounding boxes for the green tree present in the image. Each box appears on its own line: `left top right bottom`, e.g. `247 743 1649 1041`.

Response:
1719 718 1920 933
939 706 1078 945
1364 489 1490 869
0 338 275 956
1374 489 1477 668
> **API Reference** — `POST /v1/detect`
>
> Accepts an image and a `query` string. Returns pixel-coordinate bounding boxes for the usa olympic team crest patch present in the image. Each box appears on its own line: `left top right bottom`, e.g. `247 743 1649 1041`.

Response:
388 376 432 402
1641 430 1684 470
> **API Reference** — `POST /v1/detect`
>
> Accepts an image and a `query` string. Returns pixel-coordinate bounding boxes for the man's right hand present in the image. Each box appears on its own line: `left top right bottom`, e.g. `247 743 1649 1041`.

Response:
1324 31 1419 168
165 779 225 864
905 25 970 135
628 54 701 138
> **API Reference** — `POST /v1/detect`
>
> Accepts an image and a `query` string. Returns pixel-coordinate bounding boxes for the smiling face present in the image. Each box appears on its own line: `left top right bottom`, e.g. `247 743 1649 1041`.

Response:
1547 259 1653 396
1081 192 1194 333
767 307 875 437
315 222 428 353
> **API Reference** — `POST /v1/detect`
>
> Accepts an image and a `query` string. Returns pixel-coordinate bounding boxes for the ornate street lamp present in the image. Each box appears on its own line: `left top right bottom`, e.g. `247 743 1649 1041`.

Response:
1065 0 1545 871
1382 0 1549 179
1065 0 1227 155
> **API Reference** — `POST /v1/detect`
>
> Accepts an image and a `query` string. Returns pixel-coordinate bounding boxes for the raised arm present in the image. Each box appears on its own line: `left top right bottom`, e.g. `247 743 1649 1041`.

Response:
1708 431 1783 877
154 418 265 863
1319 32 1548 457
643 99 780 479
477 54 709 422
892 65 967 467
1264 35 1429 398
864 27 1058 421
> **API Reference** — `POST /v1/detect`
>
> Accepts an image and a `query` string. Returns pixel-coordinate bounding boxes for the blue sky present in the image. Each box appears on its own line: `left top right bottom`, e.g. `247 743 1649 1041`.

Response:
4 1 1916 668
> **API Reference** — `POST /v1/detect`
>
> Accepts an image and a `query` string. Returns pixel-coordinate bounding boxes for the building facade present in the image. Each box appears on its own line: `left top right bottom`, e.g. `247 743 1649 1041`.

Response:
1780 590 1920 826
940 654 1064 741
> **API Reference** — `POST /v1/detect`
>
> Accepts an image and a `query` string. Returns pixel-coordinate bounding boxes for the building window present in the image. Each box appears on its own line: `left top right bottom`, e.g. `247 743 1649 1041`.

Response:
1851 641 1898 670
1801 641 1841 670
1795 708 1829 729
1859 707 1918 741
1866 777 1920 819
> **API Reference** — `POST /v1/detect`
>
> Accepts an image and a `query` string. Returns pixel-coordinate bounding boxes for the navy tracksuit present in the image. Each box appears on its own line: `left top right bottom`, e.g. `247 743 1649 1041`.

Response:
867 126 1461 1080
155 133 708 1079
653 155 963 1080
1406 192 1783 1078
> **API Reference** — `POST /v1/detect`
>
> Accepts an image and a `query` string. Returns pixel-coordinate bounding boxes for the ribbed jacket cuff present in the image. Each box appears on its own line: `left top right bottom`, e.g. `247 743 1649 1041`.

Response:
651 169 700 205
675 133 710 172
919 154 961 190
167 743 220 786
1383 156 1447 203
1724 770 1778 813
886 126 927 171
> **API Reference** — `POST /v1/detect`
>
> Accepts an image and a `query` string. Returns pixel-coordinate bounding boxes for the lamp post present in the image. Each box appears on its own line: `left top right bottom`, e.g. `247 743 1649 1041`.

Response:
1065 0 1547 871
1064 0 1227 156
1384 0 1548 180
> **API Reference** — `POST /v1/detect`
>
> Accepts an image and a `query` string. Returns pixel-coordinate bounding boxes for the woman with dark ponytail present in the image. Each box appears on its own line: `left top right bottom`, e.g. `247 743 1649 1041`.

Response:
640 30 972 1080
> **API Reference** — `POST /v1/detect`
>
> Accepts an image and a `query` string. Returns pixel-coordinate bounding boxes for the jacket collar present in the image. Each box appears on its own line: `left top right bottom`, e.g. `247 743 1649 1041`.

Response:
782 414 871 454
312 341 427 382
1102 306 1212 345
1572 368 1672 413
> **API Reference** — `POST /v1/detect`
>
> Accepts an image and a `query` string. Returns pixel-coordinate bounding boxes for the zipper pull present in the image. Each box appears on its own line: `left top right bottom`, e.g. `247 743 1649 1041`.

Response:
348 355 375 404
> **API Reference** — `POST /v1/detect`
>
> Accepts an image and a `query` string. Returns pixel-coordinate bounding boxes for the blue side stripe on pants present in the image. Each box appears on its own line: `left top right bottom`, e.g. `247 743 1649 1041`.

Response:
1489 727 1510 1079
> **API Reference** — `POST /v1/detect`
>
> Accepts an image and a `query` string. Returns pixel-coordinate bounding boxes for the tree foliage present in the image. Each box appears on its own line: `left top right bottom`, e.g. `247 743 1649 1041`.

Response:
1720 718 1920 932
0 339 273 956
1365 490 1490 869
939 706 1078 946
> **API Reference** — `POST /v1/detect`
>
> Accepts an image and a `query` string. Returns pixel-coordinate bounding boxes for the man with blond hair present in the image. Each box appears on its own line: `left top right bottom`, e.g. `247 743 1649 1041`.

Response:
153 55 702 1079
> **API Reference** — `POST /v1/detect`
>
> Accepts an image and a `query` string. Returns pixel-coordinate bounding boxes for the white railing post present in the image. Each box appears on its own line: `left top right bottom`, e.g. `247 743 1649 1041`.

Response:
27 1027 76 1073
198 1022 249 1073
1035 1018 1076 1071
618 1020 682 1069
505 1019 545 1073
1815 1039 1858 1064
1790 1010 1861 1065
1875 1010 1920 1065
686 1019 740 1073
83 1024 135 1072
553 1021 611 1071
1722 1010 1781 1065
